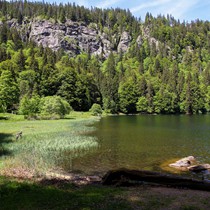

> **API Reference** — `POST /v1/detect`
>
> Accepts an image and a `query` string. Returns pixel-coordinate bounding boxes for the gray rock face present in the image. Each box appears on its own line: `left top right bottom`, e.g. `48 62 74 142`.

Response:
142 26 160 50
6 18 133 57
117 31 131 53
29 19 102 56
136 35 143 47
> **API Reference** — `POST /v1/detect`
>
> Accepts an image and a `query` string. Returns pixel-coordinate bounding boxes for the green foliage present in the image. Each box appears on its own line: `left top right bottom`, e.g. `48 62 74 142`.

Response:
18 95 40 116
205 86 210 111
180 73 205 114
0 99 6 113
136 96 148 113
103 98 118 114
119 80 139 113
39 96 72 118
101 52 119 113
153 87 176 114
0 70 19 112
18 95 72 119
19 70 36 97
89 103 102 116
0 2 210 114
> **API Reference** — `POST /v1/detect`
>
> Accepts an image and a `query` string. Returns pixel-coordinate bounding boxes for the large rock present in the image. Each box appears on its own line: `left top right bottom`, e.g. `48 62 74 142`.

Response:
169 156 210 177
169 156 195 168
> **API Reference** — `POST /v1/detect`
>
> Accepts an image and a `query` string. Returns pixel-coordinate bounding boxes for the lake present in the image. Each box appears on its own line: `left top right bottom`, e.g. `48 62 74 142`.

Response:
69 115 210 176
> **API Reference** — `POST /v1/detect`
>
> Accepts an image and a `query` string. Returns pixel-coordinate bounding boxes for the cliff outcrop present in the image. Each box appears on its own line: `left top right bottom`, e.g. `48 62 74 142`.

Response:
4 18 135 57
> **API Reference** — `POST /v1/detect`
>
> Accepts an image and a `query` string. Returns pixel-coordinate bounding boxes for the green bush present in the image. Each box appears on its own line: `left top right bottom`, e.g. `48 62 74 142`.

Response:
89 103 102 116
39 96 72 118
18 95 40 115
19 95 72 119
0 99 6 113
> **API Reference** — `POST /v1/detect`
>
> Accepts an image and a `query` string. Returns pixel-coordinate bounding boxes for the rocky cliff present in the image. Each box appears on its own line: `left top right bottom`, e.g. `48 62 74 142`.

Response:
2 17 164 58
5 18 134 57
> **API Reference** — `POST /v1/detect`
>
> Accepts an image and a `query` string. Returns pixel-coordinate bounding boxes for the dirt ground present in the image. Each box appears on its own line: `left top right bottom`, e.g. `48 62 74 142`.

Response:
123 185 210 210
1 167 210 210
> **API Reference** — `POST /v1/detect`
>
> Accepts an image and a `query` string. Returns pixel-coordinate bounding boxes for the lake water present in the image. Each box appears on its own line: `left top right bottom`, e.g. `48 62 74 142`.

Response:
71 115 210 176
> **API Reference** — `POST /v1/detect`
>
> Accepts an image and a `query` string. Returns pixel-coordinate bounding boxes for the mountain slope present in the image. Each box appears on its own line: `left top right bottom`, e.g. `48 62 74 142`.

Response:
0 1 210 114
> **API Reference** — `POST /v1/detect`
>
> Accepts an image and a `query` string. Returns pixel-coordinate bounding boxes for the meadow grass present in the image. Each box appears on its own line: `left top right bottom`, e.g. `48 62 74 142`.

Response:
0 112 100 175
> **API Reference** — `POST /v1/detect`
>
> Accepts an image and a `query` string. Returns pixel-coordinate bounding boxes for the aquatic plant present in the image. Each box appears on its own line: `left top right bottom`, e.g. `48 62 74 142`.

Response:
1 117 99 175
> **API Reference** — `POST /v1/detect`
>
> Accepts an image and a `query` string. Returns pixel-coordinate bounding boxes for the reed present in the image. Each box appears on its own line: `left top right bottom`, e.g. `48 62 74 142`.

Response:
0 115 99 175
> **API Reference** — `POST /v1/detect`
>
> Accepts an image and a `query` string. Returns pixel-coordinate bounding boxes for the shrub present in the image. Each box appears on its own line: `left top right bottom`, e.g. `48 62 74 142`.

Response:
19 95 72 119
0 99 6 113
39 96 72 118
18 95 40 115
89 103 102 116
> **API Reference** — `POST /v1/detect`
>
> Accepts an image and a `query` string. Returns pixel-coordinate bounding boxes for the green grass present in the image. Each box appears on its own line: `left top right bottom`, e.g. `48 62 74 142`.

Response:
0 112 100 175
1 176 210 210
67 111 93 119
0 113 25 121
0 176 130 210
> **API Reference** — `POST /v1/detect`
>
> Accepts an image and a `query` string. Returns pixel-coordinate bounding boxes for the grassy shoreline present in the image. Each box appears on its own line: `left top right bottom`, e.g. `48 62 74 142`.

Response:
0 112 100 177
1 112 210 209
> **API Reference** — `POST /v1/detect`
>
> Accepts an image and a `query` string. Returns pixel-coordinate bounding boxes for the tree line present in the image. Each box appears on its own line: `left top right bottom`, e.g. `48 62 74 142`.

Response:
0 1 210 116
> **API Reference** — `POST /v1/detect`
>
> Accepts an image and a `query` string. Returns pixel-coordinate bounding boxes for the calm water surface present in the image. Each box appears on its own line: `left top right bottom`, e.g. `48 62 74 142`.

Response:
71 115 210 175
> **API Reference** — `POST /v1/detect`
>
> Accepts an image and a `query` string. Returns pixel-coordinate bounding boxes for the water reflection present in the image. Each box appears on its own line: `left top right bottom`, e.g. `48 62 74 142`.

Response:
70 115 210 176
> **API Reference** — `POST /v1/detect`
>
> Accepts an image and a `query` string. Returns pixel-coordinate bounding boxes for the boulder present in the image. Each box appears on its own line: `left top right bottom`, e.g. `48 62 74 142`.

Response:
169 156 195 168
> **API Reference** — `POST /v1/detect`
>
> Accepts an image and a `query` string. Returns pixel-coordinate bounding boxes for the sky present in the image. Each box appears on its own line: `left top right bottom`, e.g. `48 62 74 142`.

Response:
45 0 210 22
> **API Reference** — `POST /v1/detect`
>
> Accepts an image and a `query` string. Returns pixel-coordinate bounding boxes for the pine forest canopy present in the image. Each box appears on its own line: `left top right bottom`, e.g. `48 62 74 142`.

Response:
0 0 210 115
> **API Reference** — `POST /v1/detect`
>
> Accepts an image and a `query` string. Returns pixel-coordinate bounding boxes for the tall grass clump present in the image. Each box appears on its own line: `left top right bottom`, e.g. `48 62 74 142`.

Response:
0 117 99 175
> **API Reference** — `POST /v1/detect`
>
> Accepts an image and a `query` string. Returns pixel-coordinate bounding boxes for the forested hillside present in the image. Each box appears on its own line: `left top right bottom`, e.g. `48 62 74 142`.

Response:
0 0 210 115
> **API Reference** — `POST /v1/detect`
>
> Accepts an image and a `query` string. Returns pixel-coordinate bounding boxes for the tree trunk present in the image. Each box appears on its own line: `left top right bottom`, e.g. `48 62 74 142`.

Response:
102 169 210 191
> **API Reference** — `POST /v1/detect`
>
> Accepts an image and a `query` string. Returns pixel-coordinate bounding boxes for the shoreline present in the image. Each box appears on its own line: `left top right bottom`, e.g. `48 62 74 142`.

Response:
1 170 210 210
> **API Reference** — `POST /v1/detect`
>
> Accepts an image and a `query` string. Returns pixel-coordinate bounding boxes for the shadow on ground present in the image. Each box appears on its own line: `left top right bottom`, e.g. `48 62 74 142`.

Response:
1 175 210 210
0 116 9 120
0 176 131 210
0 133 13 157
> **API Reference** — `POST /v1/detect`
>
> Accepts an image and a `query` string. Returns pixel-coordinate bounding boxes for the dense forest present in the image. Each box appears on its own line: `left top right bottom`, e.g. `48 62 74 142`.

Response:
0 0 210 116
